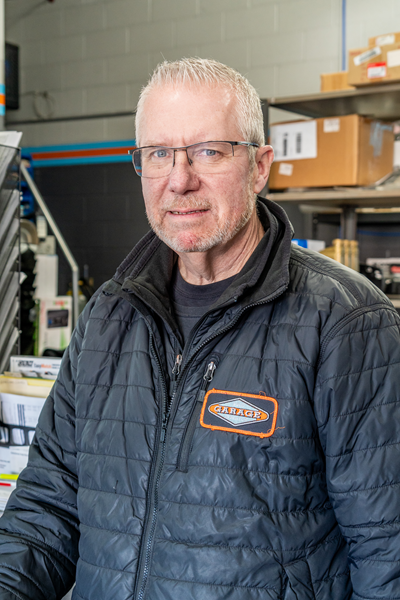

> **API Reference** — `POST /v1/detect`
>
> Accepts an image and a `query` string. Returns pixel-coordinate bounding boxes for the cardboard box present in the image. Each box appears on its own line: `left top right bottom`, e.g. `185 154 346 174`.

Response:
368 32 400 47
320 239 359 271
320 71 354 92
9 356 62 380
348 42 400 86
269 114 394 189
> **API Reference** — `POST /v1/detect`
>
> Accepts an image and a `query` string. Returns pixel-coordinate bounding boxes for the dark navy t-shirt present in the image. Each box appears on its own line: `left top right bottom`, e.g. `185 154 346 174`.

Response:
170 266 236 346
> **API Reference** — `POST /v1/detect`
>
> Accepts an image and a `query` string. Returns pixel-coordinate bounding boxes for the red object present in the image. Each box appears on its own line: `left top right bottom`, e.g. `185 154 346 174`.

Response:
33 146 134 161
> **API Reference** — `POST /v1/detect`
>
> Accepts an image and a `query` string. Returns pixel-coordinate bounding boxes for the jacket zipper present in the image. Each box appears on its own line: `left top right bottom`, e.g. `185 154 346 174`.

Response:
134 284 288 600
169 353 182 401
172 353 183 378
135 332 169 600
167 284 288 437
176 361 216 472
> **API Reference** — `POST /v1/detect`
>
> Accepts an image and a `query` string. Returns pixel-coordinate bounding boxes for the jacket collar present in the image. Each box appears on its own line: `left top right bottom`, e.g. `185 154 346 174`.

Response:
105 197 294 326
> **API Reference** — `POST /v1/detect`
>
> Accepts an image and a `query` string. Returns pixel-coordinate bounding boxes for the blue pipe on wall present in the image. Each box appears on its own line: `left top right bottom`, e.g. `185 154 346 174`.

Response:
342 0 347 71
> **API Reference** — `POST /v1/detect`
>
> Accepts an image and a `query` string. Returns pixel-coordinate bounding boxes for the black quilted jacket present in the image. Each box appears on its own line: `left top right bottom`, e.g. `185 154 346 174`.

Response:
0 198 399 600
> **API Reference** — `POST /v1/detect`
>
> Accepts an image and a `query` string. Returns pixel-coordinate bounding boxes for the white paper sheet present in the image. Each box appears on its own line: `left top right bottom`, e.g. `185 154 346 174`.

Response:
0 446 11 472
0 131 22 148
271 121 317 162
10 447 30 473
0 445 30 474
388 49 400 68
0 484 16 513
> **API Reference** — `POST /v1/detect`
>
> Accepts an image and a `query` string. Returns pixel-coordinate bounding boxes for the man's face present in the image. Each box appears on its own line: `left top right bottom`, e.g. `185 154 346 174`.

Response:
138 84 259 254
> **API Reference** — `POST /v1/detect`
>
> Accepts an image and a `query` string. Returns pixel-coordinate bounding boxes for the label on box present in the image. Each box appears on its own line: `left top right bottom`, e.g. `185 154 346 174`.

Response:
271 120 317 162
367 62 387 79
375 34 395 46
354 46 381 66
9 356 61 380
387 49 400 68
323 118 340 133
278 163 293 176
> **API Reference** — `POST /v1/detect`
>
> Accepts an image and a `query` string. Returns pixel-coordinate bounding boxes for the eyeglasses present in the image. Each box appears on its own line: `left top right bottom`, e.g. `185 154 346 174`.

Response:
128 141 259 178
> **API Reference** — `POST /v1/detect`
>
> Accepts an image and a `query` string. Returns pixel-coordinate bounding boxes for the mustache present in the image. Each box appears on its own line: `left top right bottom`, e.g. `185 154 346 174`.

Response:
162 195 212 212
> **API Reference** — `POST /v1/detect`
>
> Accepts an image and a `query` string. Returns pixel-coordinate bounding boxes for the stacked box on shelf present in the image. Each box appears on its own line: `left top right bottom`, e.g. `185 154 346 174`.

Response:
269 114 394 189
320 71 354 92
348 42 400 86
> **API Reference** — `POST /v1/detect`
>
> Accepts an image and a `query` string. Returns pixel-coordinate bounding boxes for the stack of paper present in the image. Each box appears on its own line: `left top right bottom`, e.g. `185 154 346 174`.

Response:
0 376 53 474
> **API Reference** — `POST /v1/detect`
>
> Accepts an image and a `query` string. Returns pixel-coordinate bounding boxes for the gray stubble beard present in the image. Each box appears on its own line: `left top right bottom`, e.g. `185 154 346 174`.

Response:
146 181 257 254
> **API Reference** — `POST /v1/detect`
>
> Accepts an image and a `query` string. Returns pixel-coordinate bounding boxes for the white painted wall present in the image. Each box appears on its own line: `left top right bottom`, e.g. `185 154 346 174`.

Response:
4 0 399 146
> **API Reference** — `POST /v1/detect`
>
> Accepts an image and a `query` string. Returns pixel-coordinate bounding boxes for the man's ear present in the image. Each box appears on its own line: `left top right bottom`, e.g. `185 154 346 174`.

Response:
253 145 274 194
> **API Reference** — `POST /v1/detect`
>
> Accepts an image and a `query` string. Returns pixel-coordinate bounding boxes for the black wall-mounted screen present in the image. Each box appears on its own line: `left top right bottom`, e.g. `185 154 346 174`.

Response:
5 43 19 110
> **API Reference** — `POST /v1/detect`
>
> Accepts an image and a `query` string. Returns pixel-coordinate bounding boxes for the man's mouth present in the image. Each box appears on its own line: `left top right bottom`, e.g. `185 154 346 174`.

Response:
169 209 208 215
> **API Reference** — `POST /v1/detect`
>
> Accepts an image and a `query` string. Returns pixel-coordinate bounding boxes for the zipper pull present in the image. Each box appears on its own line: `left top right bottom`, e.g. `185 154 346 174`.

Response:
160 418 167 442
171 354 182 380
198 361 216 402
203 361 216 384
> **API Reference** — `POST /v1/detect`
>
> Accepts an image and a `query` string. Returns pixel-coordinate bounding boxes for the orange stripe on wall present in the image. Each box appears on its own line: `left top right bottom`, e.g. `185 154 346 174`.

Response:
33 146 135 160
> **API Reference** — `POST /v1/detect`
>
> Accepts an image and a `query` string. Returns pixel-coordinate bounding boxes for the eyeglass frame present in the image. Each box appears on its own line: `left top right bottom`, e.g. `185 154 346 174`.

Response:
128 140 260 178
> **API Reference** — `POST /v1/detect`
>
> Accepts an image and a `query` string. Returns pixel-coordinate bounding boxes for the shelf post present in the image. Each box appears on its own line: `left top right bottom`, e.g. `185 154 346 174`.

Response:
341 205 357 240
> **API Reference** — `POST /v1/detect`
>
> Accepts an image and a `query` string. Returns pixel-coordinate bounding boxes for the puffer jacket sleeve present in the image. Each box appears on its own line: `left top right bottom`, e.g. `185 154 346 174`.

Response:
0 297 93 600
314 302 400 599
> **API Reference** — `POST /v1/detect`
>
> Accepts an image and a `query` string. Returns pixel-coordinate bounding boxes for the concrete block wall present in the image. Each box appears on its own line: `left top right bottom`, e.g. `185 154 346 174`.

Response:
4 0 399 146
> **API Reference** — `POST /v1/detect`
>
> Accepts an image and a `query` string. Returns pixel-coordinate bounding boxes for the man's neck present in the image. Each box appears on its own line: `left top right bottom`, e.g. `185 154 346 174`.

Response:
177 211 264 285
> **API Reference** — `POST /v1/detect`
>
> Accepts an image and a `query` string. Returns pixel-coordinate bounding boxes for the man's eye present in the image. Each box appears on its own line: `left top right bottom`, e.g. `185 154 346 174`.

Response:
197 148 219 158
153 149 168 158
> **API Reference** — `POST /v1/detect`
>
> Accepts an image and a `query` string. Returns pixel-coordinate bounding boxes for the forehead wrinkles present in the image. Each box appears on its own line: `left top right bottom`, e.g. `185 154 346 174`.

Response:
137 83 240 143
147 81 235 106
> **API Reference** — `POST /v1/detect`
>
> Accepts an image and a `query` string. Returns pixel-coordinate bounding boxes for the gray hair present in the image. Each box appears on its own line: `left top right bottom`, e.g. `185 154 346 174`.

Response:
135 57 265 150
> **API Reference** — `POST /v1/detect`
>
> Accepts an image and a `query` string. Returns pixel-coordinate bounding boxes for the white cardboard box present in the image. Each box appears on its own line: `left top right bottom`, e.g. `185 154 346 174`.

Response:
9 356 62 380
34 254 58 298
37 297 72 356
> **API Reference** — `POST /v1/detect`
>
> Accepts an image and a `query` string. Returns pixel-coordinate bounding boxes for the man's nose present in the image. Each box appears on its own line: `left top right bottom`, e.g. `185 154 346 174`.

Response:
167 149 199 194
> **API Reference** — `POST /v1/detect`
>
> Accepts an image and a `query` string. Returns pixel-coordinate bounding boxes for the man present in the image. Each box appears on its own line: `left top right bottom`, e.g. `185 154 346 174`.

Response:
0 58 399 600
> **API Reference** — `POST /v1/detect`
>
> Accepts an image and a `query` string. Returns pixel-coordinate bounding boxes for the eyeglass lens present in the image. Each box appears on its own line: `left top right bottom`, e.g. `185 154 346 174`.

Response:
133 141 239 178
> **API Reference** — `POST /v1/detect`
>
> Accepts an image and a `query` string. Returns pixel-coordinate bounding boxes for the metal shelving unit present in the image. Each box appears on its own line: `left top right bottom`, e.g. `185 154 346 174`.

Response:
268 82 400 121
263 84 400 237
268 188 400 208
0 144 20 373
